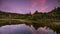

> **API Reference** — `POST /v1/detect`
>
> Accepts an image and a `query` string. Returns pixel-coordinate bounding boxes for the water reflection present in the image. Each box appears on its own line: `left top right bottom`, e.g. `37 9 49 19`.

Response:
0 24 57 34
37 27 57 34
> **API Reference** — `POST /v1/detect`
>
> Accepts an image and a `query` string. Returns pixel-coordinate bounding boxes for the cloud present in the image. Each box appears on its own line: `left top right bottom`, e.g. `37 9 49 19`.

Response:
29 0 38 10
38 0 49 12
39 0 46 5
39 5 48 11
29 0 47 11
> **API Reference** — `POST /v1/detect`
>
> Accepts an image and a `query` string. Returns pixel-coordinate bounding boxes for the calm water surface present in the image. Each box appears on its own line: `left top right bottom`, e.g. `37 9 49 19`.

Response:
0 24 57 34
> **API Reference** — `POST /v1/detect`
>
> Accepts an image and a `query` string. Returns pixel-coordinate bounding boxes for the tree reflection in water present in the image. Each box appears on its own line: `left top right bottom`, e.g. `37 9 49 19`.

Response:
0 24 57 34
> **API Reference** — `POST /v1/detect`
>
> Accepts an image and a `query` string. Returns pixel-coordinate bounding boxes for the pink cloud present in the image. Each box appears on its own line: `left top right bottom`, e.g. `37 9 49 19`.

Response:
29 1 38 10
39 5 48 11
39 0 46 4
29 0 47 10
31 2 37 8
38 0 48 12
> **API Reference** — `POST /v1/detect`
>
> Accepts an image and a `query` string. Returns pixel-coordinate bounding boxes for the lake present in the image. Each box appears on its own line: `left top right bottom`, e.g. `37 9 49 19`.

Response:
0 24 57 34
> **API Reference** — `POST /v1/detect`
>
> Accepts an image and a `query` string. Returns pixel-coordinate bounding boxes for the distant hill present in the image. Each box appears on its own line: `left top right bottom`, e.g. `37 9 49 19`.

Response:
0 11 31 19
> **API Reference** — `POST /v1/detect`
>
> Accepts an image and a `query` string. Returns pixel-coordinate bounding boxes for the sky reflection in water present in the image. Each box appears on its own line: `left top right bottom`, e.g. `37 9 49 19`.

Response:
0 24 57 34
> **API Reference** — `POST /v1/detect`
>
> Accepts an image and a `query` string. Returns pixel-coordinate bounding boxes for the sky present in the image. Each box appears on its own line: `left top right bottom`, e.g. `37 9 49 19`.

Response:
0 0 60 14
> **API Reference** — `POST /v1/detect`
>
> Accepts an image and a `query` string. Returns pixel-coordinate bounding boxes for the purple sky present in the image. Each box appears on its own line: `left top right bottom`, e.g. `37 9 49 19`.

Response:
0 0 60 14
